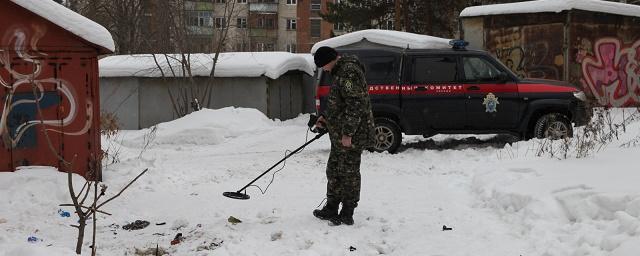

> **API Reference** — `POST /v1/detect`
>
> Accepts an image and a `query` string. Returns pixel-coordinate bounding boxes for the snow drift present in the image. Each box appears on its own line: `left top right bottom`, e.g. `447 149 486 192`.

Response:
1 107 639 255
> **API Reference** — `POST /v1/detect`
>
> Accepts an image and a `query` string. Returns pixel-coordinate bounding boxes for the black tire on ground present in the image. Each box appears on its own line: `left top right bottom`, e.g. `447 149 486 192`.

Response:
533 113 573 139
371 118 402 153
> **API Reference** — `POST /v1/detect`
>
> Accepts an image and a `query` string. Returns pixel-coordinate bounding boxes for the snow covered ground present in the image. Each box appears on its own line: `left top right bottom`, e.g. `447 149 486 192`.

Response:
1 107 639 256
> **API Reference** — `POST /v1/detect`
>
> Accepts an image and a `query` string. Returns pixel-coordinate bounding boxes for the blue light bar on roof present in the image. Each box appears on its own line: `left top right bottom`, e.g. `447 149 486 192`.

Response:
449 39 469 50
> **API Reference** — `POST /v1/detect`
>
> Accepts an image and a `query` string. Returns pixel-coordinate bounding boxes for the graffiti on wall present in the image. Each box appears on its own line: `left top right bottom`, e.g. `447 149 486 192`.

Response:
580 38 640 107
0 26 92 149
489 25 564 80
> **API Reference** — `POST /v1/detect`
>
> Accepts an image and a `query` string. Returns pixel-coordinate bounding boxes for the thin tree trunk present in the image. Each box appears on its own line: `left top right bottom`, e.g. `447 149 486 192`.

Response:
76 218 86 254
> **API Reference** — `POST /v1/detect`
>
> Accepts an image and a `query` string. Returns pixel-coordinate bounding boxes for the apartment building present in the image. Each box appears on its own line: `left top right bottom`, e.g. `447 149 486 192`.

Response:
296 0 333 53
196 0 299 53
185 0 215 52
141 0 334 54
213 0 250 52
278 0 298 52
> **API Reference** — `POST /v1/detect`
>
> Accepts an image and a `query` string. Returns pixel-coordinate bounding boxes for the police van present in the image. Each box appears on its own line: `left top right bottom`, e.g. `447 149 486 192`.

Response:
316 41 591 153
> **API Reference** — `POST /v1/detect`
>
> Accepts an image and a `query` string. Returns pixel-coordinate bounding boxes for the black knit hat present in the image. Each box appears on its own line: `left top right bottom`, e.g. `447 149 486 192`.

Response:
314 46 338 68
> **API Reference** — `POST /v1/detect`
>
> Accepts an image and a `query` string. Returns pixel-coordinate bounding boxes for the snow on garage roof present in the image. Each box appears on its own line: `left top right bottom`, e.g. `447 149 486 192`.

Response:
10 0 115 52
310 29 452 54
99 52 316 79
460 0 640 18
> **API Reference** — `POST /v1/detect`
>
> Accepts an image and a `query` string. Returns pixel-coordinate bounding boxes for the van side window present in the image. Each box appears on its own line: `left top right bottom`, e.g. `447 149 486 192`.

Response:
462 56 502 82
412 56 457 84
362 56 397 84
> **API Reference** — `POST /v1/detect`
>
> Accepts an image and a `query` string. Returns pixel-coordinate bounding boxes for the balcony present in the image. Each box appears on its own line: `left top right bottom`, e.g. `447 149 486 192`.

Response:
184 1 213 11
249 3 278 13
249 28 277 38
187 26 214 36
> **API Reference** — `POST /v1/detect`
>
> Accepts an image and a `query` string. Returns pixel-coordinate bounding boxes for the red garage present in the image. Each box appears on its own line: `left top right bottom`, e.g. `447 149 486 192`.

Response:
0 0 114 179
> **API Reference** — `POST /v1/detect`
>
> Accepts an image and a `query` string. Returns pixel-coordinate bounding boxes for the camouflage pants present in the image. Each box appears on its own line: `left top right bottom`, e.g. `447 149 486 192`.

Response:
325 143 362 208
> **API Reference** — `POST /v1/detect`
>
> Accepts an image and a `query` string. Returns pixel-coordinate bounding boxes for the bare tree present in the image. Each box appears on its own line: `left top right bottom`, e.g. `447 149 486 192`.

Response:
60 168 148 255
94 0 146 54
147 0 243 118
205 0 242 107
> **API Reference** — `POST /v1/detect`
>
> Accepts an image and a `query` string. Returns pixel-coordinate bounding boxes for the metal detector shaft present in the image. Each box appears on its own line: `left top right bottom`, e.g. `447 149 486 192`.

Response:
234 131 326 194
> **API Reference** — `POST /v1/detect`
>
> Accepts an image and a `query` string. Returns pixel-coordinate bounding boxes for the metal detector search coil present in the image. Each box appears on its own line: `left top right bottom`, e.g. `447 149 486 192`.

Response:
223 118 327 200
222 191 250 200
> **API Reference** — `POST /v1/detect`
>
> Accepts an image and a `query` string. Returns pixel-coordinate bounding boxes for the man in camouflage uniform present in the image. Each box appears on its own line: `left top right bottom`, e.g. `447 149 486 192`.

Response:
312 46 375 226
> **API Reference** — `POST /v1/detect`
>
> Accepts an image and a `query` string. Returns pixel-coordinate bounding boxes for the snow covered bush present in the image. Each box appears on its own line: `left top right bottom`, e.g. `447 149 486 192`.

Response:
500 108 640 159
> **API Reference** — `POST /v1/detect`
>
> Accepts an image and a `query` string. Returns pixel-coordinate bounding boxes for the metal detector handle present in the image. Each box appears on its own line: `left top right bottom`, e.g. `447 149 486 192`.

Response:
311 124 327 134
308 114 328 134
235 131 326 194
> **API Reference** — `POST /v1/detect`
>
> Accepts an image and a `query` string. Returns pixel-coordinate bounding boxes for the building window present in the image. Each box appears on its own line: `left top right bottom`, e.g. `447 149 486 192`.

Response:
236 42 247 51
256 42 265 51
215 0 225 3
187 11 213 27
237 17 247 28
380 20 394 30
333 22 344 31
266 43 275 51
311 0 321 10
266 18 275 29
286 44 296 53
310 19 321 38
238 0 247 3
215 17 226 29
287 0 297 4
286 19 297 30
257 18 265 28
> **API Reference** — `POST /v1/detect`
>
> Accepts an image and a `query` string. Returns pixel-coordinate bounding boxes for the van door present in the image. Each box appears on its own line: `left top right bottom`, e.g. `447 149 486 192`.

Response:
462 55 520 129
401 54 466 131
316 51 401 117
361 54 401 117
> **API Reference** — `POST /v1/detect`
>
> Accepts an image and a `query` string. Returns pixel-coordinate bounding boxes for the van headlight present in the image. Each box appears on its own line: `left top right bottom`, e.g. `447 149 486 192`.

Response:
573 91 587 101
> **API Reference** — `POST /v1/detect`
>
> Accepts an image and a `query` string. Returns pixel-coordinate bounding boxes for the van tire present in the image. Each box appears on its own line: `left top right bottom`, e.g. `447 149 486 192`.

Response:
372 118 402 153
534 113 573 139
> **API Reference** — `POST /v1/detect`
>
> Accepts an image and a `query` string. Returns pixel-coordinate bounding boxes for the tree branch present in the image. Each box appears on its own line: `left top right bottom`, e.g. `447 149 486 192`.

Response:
97 168 149 209
59 204 112 216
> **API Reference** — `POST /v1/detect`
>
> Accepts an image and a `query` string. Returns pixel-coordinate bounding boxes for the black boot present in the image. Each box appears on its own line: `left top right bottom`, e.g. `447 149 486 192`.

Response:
313 199 341 225
339 205 355 225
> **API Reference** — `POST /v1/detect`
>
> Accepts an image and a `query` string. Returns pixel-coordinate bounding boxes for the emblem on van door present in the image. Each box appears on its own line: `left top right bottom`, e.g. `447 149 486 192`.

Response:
483 93 500 113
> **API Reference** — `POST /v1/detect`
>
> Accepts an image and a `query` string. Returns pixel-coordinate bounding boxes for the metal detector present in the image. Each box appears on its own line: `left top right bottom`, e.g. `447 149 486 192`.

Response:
223 115 326 200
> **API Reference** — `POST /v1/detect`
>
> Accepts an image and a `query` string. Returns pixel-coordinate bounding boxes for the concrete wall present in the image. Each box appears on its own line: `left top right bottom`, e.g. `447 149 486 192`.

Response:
569 10 640 107
486 22 565 81
100 72 314 129
460 17 484 50
460 11 640 107
130 76 269 129
209 77 269 114
268 71 303 119
99 77 140 130
138 78 181 128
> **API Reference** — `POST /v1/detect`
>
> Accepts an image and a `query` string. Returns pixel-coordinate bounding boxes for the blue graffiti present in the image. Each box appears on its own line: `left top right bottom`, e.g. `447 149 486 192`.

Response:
8 92 60 148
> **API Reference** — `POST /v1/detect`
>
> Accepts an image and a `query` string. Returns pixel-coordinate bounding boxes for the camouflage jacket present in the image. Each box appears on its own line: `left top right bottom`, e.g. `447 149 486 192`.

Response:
325 55 376 149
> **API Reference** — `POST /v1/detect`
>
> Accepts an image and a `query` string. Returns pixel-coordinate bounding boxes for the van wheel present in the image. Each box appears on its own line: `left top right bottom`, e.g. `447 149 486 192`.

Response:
534 113 573 139
372 118 402 153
